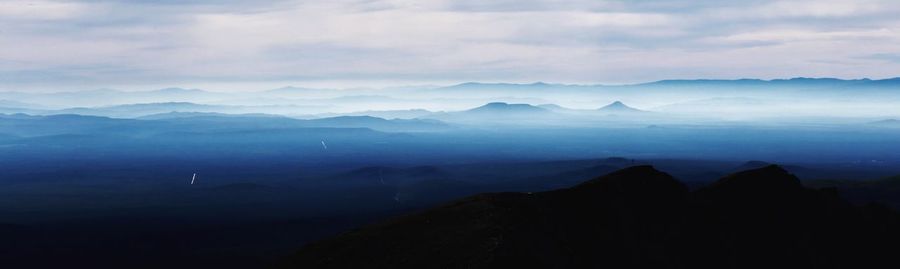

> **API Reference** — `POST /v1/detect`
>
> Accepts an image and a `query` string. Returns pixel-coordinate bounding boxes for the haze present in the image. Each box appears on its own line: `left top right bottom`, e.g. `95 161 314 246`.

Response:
2 1 900 268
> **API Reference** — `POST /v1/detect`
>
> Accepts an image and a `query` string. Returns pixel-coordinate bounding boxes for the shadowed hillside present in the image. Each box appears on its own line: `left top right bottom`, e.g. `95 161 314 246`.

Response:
282 165 900 269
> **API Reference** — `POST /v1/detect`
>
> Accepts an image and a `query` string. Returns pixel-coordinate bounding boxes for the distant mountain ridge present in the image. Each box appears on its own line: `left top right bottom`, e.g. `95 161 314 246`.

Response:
597 101 645 113
420 102 561 124
467 102 549 114
437 77 900 89
870 119 900 126
0 113 453 136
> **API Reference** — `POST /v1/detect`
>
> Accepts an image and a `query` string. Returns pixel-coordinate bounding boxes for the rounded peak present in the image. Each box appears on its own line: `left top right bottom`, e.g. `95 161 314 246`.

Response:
710 164 802 193
598 101 643 112
601 157 633 163
733 160 772 171
601 101 628 108
614 164 657 173
740 164 791 176
574 165 684 192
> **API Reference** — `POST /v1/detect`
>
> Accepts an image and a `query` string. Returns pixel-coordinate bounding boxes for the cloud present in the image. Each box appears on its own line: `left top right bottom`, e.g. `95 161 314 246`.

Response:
1 0 899 90
0 0 88 20
859 53 900 63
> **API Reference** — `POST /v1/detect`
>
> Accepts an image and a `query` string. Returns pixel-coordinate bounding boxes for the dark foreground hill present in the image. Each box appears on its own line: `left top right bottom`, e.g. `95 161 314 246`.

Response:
282 165 900 269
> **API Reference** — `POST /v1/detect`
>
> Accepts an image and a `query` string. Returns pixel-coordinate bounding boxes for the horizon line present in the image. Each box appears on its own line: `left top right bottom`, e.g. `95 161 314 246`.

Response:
2 76 899 93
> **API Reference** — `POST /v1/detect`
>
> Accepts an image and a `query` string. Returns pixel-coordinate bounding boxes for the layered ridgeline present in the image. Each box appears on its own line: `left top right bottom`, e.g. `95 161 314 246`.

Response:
282 165 900 269
3 78 900 119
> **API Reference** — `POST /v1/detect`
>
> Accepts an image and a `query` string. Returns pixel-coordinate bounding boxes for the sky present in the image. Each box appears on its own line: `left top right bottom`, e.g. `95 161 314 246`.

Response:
1 0 900 91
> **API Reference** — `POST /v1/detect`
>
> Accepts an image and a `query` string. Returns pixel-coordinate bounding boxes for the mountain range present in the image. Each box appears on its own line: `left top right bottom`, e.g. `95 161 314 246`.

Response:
0 113 453 137
597 101 645 114
283 165 900 268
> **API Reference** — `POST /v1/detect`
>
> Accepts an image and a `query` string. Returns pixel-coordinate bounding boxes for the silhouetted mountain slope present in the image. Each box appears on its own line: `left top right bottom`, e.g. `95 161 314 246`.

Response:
283 165 900 269
396 178 485 205
806 174 900 209
504 164 623 191
687 165 900 269
733 160 808 174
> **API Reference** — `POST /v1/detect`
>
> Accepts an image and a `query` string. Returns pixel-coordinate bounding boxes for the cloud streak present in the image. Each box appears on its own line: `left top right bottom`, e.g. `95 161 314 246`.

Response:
1 0 899 90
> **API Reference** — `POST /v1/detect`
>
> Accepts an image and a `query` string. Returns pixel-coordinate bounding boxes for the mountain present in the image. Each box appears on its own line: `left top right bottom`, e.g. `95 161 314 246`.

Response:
506 164 624 191
139 114 450 132
535 104 587 114
536 104 566 111
424 102 558 124
428 82 587 98
305 116 451 132
733 160 809 174
597 101 645 113
136 88 220 102
639 77 899 89
317 109 434 119
0 113 156 137
806 174 900 209
863 77 900 87
467 102 549 114
870 119 900 126
137 111 283 120
441 82 559 91
54 102 229 118
0 88 225 108
436 78 900 93
0 99 42 109
282 165 900 268
424 78 900 102
395 177 485 205
326 95 402 103
0 112 450 137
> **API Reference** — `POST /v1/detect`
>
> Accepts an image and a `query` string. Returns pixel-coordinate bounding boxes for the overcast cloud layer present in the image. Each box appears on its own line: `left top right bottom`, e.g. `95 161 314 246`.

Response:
1 0 900 91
